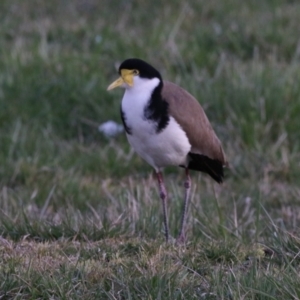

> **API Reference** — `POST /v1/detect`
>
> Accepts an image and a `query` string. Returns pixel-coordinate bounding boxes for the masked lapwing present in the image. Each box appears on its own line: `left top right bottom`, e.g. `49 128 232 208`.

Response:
107 58 227 244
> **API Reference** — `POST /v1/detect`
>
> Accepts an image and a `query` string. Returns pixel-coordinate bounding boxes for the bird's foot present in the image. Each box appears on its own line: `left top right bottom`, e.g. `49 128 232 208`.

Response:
162 230 176 244
176 233 186 245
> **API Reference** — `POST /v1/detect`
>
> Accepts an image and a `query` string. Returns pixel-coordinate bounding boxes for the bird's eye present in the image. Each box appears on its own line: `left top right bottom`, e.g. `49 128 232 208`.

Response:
132 69 139 75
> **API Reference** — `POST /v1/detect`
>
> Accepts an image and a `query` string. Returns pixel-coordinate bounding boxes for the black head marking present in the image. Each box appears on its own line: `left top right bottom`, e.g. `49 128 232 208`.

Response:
119 58 162 81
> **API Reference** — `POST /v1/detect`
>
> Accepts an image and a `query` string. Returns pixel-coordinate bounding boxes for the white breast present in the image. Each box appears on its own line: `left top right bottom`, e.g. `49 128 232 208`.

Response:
121 77 191 172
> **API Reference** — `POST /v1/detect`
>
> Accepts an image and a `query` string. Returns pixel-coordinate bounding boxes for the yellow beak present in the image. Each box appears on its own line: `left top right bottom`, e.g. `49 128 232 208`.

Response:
107 69 134 91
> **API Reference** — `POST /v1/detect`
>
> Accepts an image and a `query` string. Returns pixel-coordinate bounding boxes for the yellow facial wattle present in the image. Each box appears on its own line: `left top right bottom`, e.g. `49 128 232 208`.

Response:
107 69 136 90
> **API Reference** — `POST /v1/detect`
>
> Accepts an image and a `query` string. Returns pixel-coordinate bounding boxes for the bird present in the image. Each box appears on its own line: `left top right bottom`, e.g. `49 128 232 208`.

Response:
107 58 227 244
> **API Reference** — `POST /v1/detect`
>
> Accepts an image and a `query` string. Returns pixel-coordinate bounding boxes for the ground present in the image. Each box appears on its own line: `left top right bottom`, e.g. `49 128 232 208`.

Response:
1 0 300 298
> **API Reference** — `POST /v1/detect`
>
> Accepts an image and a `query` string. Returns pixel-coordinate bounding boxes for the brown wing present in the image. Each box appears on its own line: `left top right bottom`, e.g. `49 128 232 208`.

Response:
162 81 227 167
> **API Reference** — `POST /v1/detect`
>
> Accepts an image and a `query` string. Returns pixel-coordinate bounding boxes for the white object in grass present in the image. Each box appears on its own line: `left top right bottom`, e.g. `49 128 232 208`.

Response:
98 120 123 138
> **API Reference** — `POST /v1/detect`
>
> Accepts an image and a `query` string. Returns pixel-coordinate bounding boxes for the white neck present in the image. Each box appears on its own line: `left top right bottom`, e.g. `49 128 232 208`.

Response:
122 76 160 117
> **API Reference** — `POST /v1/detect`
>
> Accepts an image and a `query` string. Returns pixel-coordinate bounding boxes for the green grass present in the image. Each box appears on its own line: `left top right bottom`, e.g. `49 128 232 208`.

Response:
1 0 300 298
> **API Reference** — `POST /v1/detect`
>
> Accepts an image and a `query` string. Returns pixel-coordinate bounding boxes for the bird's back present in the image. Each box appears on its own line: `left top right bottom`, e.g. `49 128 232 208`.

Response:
162 81 227 165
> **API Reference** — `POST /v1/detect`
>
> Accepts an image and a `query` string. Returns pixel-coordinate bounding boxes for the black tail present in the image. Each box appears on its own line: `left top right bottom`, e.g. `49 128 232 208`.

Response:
187 152 224 183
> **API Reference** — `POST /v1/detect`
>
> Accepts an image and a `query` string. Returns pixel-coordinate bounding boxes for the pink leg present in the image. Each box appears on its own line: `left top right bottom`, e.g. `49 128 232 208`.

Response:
177 168 191 244
156 171 169 242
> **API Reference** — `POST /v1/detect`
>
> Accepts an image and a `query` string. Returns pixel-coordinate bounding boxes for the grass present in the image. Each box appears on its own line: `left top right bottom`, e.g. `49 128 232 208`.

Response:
1 0 300 298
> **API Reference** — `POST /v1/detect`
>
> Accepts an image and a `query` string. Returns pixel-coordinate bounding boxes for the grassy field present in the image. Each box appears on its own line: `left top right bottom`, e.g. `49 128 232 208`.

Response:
1 0 300 298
